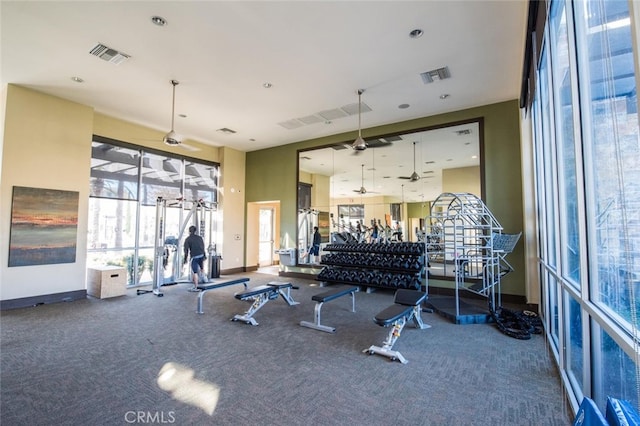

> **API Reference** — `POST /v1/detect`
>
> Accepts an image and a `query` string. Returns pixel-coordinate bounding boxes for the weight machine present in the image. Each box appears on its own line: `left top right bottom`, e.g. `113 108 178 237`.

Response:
139 197 219 297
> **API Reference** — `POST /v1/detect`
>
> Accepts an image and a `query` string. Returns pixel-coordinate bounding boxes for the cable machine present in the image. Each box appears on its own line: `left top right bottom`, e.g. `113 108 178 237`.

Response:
141 197 218 297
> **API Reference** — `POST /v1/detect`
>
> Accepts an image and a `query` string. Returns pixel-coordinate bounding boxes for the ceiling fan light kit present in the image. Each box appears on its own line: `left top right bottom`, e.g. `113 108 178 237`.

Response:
351 89 368 151
163 79 183 147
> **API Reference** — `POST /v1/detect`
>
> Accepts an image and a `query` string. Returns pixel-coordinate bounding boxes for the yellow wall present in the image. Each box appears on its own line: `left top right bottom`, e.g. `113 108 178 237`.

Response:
93 113 220 162
1 85 93 300
1 85 246 304
219 146 246 269
311 174 330 208
442 166 481 195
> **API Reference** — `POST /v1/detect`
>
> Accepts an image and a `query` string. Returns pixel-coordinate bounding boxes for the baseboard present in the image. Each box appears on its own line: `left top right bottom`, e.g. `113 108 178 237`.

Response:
221 267 246 275
1 290 87 311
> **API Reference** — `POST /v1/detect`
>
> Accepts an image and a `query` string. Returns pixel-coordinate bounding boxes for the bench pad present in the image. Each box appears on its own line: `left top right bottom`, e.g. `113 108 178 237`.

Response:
374 304 413 326
235 282 293 300
235 284 274 299
311 286 358 303
197 277 249 291
394 289 427 306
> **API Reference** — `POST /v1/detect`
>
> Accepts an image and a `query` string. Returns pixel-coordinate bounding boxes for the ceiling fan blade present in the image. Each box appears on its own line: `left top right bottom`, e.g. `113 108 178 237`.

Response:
179 143 200 152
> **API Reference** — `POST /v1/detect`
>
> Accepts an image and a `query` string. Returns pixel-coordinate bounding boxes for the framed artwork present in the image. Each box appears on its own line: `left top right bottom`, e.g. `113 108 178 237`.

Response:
8 186 79 267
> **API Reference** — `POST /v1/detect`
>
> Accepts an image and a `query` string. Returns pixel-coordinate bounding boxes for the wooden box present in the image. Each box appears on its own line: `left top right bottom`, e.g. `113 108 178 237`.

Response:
87 266 126 299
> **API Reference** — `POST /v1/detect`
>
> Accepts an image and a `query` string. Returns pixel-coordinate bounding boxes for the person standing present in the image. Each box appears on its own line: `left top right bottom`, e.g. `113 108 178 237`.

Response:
370 222 379 243
183 225 206 291
309 226 321 263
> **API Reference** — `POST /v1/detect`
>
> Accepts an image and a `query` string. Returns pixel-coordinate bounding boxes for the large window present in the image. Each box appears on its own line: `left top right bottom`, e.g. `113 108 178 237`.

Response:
531 0 639 414
88 136 219 286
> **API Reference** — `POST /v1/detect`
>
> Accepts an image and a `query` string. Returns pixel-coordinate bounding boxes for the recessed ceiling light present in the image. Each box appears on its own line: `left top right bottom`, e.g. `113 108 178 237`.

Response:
151 16 167 26
71 76 84 83
263 82 272 88
398 104 410 109
409 29 423 39
440 94 450 99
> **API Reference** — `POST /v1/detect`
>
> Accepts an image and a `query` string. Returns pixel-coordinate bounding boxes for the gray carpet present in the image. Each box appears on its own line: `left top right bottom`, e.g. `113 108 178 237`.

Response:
1 271 571 425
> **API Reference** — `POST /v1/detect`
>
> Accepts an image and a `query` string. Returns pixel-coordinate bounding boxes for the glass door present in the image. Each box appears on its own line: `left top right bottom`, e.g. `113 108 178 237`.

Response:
259 208 274 267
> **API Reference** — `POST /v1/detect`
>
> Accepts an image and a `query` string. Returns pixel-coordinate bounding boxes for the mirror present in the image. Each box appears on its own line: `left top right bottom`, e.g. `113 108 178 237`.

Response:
297 120 482 268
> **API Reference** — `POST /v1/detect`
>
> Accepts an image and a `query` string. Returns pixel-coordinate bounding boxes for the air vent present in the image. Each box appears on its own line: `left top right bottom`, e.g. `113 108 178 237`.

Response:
340 102 372 116
278 101 372 130
278 119 304 130
420 66 451 84
217 127 237 134
297 115 324 125
330 144 349 151
318 108 349 121
89 43 130 65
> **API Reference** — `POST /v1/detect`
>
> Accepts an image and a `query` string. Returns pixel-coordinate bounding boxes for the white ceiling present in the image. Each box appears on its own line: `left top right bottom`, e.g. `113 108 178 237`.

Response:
301 121 480 203
1 1 528 154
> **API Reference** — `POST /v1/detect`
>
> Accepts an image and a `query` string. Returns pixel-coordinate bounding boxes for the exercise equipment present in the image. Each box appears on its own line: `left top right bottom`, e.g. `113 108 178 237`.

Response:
300 285 359 333
364 289 430 364
232 282 299 326
425 192 521 324
195 277 250 314
143 197 218 297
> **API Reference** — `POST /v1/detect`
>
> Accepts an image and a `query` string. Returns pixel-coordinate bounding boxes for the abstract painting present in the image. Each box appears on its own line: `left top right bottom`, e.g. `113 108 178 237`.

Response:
8 186 79 267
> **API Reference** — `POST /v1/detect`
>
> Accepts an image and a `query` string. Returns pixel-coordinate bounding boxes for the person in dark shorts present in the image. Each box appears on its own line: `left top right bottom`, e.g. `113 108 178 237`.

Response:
183 225 206 291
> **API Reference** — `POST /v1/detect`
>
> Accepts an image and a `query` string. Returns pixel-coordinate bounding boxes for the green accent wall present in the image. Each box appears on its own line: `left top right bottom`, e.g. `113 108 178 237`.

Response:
246 99 525 295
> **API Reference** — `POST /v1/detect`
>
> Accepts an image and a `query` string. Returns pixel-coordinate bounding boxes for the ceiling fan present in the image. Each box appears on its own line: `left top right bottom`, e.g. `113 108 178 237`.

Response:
353 164 370 194
161 80 199 152
163 80 181 146
398 141 421 182
351 89 367 152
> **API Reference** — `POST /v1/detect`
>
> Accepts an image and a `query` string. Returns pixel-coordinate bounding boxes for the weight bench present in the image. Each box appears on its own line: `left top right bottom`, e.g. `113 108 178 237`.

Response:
232 282 299 326
196 277 250 314
300 285 359 333
364 289 430 364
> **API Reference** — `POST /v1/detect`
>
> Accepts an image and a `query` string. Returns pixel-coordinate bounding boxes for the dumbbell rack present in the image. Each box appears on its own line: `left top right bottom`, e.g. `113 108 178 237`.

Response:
317 242 425 291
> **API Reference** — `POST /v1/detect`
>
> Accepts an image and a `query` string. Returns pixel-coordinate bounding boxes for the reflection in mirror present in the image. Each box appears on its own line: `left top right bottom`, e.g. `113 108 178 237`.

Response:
297 121 481 269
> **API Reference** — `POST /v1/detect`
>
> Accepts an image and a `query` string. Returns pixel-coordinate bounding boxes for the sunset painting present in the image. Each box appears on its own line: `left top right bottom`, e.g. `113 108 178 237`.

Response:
8 186 79 267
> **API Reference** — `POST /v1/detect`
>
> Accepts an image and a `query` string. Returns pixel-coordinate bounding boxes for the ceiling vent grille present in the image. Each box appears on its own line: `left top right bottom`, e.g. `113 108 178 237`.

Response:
420 66 451 84
217 127 237 134
340 102 372 116
89 43 130 65
278 101 372 130
278 119 305 130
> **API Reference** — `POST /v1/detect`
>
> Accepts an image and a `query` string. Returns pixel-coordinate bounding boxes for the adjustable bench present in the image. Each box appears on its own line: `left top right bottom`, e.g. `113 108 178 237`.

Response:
363 289 430 364
300 285 359 333
232 282 299 326
196 277 250 314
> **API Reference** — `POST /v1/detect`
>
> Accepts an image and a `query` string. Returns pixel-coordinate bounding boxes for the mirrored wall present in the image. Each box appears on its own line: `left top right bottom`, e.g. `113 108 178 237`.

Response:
297 120 483 265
